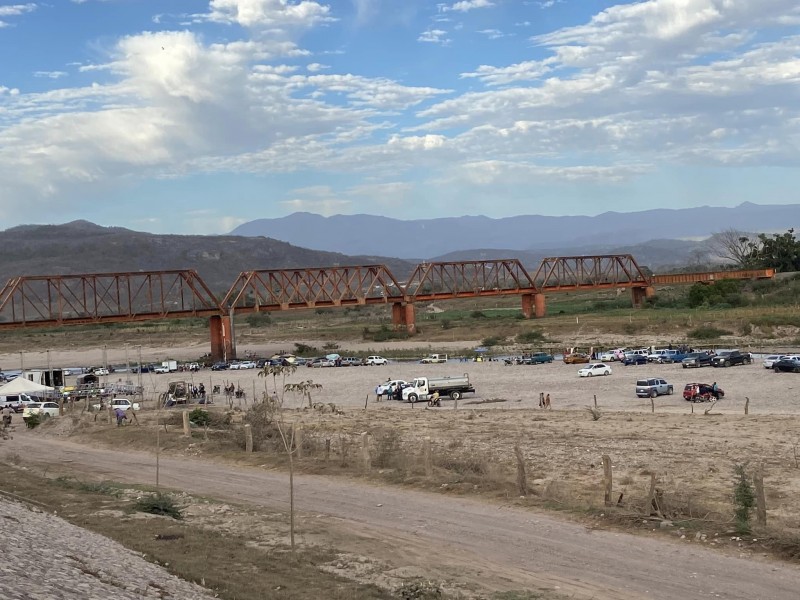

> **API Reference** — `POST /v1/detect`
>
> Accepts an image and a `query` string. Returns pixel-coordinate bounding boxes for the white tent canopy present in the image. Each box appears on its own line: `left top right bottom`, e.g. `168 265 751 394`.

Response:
0 376 55 395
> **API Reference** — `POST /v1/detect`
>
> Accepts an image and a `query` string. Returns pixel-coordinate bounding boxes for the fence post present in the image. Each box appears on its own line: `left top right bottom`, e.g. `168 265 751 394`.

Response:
182 410 190 437
754 467 767 526
424 436 433 477
244 424 253 453
295 425 304 459
602 454 612 506
744 397 750 415
361 432 371 472
325 438 331 463
650 397 655 413
514 444 528 496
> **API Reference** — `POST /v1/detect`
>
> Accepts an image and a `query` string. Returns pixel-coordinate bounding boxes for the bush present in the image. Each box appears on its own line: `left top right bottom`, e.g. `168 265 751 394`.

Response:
470 310 487 319
134 492 183 520
294 343 317 355
24 414 42 429
245 313 271 327
733 465 755 534
516 330 545 344
481 336 504 347
188 408 210 427
688 326 732 339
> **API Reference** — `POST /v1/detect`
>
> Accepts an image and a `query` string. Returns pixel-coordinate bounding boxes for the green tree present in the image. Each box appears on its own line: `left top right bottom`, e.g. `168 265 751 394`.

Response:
753 229 800 272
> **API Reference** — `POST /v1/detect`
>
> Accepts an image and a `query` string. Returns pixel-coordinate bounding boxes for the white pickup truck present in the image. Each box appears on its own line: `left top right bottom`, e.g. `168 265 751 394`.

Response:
92 398 140 411
420 354 448 364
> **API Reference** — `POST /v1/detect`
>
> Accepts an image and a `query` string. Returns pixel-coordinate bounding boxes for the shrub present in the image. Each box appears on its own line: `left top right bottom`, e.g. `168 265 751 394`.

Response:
294 343 317 355
24 414 41 429
688 326 732 339
245 313 271 327
188 408 210 427
481 336 504 347
470 310 487 319
517 330 545 344
134 492 183 520
440 319 452 330
733 465 755 534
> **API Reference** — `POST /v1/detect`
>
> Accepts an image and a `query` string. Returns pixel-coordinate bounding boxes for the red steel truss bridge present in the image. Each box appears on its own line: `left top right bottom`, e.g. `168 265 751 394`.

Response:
0 257 774 360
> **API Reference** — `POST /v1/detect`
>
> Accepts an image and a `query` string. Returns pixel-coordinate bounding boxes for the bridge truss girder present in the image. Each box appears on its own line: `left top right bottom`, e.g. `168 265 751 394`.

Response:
404 259 538 301
532 255 650 291
0 270 221 328
222 265 406 312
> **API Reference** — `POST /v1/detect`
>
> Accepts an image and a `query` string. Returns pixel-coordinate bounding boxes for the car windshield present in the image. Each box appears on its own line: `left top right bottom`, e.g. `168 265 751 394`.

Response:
718 352 731 356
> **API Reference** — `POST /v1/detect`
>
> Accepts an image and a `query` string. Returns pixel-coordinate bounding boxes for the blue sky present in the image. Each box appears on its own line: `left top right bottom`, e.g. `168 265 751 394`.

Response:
1 0 799 234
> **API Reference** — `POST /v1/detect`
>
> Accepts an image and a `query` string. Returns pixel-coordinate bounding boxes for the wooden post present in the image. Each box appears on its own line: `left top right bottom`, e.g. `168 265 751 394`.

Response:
454 398 458 411
361 432 371 472
423 436 433 477
744 397 750 415
754 468 767 526
295 425 303 459
107 406 113 425
650 397 655 413
602 454 612 506
244 423 253 453
593 394 598 409
646 473 662 517
325 438 331 463
182 410 190 437
364 394 369 410
514 444 528 496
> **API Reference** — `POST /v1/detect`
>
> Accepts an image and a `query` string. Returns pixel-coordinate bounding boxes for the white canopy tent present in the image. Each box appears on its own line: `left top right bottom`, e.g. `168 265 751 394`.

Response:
0 376 55 396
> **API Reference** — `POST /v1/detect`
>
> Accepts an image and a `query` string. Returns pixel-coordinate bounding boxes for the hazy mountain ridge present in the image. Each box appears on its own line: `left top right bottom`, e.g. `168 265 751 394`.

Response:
0 222 415 294
230 203 800 259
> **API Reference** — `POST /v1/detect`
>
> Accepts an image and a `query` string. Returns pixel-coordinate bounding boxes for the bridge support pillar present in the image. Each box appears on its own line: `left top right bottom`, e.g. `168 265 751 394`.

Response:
521 294 533 318
209 315 236 362
645 286 656 299
534 293 546 318
391 302 417 334
631 287 646 308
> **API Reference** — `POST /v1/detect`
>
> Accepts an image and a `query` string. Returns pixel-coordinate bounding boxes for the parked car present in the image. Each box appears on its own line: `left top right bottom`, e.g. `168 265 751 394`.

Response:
377 379 409 398
92 367 110 376
598 348 626 361
308 358 335 368
647 349 687 364
340 357 363 367
578 363 612 377
773 357 800 373
365 356 388 366
682 352 715 368
762 355 787 369
238 361 257 369
524 352 554 364
683 383 724 402
711 350 752 368
623 354 648 366
636 378 674 398
563 353 590 364
211 362 230 371
22 401 60 421
0 393 37 413
92 398 141 411
154 365 170 374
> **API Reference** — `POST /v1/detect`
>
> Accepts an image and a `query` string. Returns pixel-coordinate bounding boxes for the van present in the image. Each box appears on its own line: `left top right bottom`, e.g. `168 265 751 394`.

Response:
0 393 37 412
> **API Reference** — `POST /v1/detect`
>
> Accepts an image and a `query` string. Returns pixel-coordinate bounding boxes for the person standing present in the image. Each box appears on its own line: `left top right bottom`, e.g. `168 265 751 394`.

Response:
711 382 720 400
2 405 12 428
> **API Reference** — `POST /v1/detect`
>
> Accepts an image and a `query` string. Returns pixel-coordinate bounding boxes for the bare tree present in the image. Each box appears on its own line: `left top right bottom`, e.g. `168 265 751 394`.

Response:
708 228 759 267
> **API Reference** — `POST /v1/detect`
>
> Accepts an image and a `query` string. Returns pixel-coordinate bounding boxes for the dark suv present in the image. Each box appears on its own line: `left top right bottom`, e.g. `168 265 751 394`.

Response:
711 350 752 368
682 352 714 368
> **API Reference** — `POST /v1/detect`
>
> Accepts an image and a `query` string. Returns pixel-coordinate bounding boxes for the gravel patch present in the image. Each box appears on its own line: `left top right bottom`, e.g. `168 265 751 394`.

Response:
0 497 216 599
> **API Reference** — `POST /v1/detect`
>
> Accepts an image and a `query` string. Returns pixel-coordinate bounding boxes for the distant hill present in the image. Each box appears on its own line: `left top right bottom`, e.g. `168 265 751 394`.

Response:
0 222 415 294
230 203 800 260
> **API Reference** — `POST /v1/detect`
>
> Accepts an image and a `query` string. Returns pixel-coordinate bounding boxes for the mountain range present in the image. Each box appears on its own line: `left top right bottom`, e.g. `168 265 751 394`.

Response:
230 202 799 260
0 221 414 294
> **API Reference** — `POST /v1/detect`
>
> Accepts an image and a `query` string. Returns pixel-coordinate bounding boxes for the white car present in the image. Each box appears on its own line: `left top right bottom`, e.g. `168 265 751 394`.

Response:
578 363 612 377
22 401 60 420
93 368 110 376
239 361 257 369
762 355 786 369
92 398 140 411
228 362 244 370
598 348 626 361
154 365 170 374
365 356 388 366
377 379 408 396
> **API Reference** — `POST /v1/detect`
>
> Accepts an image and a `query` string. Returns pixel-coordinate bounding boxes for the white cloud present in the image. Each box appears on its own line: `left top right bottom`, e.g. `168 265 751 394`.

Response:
440 0 494 13
0 3 36 17
205 0 334 30
478 29 507 40
306 62 329 72
418 29 450 45
34 71 68 79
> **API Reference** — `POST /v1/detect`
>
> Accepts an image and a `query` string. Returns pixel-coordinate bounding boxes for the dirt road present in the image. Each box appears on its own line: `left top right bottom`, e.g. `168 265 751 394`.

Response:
7 434 799 600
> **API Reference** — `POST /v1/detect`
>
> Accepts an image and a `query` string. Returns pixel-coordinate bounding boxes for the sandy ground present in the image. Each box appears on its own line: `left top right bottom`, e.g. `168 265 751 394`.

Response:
6 435 800 600
2 341 796 414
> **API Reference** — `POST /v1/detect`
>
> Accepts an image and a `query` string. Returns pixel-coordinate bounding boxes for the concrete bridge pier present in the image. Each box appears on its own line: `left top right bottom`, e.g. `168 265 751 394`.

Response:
631 286 655 308
521 293 547 318
392 302 417 334
209 315 236 362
